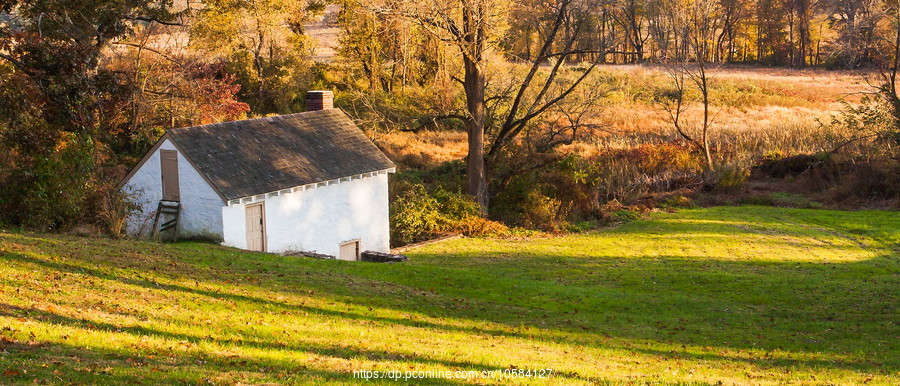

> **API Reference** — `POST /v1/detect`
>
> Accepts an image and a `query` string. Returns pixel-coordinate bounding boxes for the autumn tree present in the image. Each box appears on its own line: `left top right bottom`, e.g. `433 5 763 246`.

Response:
190 0 315 113
0 0 249 231
825 1 898 158
338 0 444 92
867 0 900 143
614 0 650 62
0 0 177 228
825 0 884 67
789 0 814 66
646 0 679 61
660 0 719 171
716 0 744 62
386 0 612 212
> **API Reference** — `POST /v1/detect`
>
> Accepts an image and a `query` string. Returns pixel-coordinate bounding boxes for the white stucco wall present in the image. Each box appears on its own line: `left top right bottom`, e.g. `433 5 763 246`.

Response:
122 139 225 240
221 172 390 256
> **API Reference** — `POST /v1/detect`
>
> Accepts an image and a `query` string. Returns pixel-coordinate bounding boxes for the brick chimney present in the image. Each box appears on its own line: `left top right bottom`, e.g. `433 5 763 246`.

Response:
306 90 334 111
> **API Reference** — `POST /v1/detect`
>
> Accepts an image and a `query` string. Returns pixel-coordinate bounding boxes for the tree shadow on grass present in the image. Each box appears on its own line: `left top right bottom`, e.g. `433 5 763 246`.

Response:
385 250 898 347
322 210 898 374
3 248 896 377
0 302 613 384
2 208 898 380
0 331 442 385
0 250 530 342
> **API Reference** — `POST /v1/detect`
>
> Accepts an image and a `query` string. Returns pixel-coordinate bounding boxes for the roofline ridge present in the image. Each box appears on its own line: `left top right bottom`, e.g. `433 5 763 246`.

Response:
166 108 342 133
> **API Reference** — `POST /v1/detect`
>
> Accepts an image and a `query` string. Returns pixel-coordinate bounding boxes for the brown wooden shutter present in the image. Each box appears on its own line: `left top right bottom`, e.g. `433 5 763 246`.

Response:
160 150 180 201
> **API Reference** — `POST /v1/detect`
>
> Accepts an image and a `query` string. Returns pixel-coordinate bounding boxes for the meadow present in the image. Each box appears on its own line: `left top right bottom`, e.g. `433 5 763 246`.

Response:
1 206 897 384
377 65 873 169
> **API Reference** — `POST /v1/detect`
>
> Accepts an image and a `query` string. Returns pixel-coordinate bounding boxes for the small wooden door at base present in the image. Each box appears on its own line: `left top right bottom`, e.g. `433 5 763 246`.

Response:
246 204 265 252
339 241 359 261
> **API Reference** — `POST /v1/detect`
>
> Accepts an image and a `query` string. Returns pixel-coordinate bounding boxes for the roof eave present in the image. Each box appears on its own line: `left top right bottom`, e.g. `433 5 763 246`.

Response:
225 167 396 205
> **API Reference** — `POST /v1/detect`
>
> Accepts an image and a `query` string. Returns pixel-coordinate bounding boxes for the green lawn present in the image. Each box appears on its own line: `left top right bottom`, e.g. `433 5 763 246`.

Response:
0 206 897 384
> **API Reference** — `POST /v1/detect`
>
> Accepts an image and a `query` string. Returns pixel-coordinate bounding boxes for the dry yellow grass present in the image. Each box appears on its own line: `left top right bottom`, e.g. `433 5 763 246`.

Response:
376 130 469 169
378 65 870 167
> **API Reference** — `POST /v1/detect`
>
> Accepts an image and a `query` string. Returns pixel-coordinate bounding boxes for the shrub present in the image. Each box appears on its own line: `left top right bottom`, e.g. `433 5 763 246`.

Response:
390 184 444 246
660 194 694 209
757 153 827 178
519 189 566 232
431 187 481 223
491 171 572 232
827 160 900 203
94 184 140 238
590 143 704 202
614 210 641 222
389 183 483 246
713 161 751 192
449 214 509 237
0 134 94 230
492 146 704 232
489 173 540 226
595 200 648 225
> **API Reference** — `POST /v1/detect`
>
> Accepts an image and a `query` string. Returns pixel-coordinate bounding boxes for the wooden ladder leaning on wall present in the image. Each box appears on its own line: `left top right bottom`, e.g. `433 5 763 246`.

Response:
152 201 181 241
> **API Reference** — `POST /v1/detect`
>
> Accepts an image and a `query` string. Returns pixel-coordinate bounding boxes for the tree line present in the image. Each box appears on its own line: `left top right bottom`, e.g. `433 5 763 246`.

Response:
338 0 900 211
536 0 890 68
0 0 898 231
343 0 898 85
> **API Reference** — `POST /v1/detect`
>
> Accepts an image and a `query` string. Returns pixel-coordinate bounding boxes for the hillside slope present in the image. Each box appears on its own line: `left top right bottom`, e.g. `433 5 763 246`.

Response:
0 206 897 384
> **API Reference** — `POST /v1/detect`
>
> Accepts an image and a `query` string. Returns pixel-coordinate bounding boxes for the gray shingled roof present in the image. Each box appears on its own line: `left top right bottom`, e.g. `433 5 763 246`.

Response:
167 109 394 200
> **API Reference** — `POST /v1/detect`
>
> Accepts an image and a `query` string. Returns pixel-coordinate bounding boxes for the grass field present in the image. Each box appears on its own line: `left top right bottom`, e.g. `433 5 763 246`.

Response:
0 206 897 384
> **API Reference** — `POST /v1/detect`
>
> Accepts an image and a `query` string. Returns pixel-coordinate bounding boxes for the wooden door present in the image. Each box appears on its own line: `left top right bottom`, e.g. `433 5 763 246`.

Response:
160 150 180 201
246 203 266 252
339 240 359 261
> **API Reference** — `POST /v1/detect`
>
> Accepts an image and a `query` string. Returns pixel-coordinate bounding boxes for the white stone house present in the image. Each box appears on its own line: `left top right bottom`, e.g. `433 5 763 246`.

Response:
119 92 395 259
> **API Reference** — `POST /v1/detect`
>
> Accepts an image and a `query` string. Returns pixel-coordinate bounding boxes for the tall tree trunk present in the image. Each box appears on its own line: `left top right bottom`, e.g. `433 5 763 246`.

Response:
463 2 489 214
787 6 796 65
699 66 714 171
797 0 811 66
464 58 488 213
887 5 900 133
